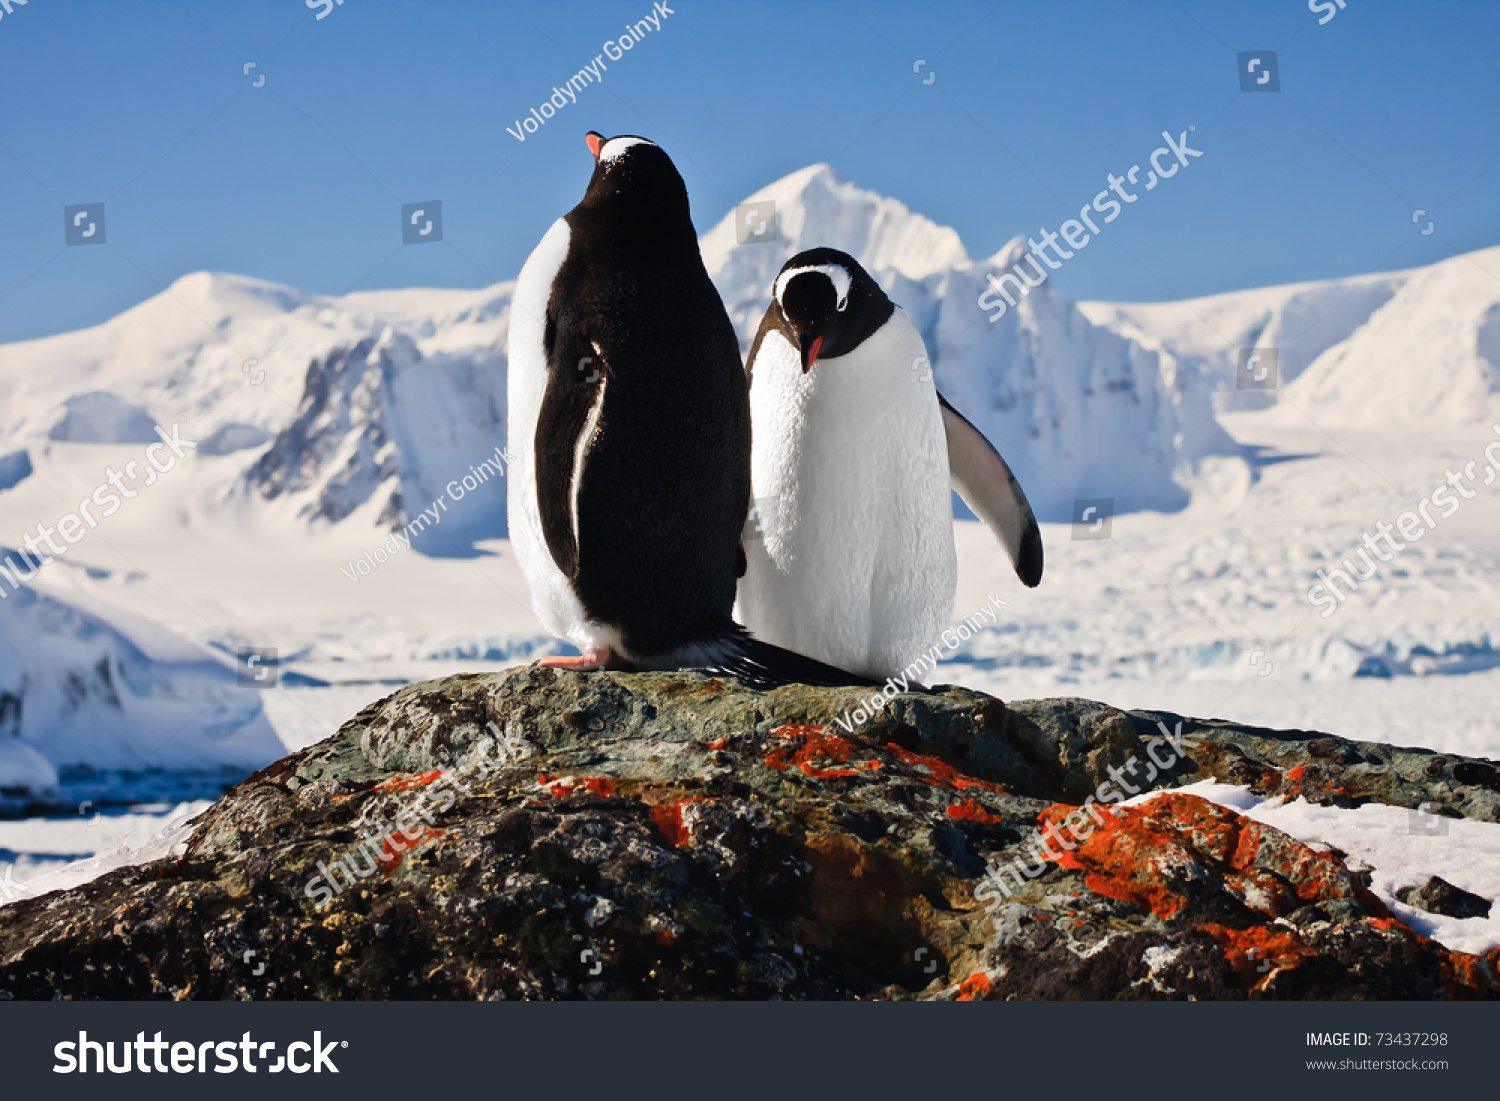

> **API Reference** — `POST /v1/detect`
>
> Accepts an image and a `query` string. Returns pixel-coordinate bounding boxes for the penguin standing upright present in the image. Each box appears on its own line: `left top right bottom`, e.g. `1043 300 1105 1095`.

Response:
736 248 1043 680
507 135 873 685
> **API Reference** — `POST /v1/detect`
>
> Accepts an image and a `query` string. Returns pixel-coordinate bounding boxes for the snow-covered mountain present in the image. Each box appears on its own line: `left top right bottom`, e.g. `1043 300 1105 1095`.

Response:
0 272 517 539
1280 247 1500 426
1080 245 1500 427
241 328 510 548
5 168 1497 547
0 163 1240 540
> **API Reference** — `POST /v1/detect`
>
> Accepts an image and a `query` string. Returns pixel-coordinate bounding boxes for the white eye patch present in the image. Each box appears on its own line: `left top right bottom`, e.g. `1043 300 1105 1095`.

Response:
774 264 852 312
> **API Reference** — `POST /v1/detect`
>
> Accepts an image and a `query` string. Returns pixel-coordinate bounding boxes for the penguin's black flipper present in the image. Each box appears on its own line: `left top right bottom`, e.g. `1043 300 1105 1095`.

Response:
708 637 884 689
937 391 1044 588
535 305 605 580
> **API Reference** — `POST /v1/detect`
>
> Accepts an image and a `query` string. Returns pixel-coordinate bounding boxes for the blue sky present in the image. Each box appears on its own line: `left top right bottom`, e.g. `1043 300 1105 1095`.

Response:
0 0 1496 344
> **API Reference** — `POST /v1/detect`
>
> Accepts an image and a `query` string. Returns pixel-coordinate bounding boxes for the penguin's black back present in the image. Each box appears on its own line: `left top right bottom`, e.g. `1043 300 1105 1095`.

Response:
535 141 750 664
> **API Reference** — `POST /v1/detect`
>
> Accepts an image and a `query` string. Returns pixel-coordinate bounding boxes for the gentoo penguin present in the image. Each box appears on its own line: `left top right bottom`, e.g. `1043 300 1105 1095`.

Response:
507 134 874 686
736 248 1043 680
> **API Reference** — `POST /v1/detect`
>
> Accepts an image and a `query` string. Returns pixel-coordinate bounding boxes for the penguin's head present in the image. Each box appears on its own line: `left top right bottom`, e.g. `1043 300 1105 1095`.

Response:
576 132 692 236
585 130 654 165
771 249 894 371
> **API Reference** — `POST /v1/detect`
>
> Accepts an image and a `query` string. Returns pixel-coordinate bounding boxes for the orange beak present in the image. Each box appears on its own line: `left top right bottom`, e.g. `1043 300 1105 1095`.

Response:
800 334 824 372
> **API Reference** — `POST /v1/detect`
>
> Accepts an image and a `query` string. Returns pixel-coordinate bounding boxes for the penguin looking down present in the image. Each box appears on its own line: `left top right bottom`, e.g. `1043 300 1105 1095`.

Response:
506 134 876 687
736 247 1043 680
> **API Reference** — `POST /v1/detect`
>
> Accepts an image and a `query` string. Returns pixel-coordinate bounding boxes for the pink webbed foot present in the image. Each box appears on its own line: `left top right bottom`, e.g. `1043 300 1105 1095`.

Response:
536 646 614 672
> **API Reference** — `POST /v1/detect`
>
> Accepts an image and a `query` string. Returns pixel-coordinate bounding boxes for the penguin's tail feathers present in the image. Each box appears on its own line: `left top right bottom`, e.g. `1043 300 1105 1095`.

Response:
707 633 884 690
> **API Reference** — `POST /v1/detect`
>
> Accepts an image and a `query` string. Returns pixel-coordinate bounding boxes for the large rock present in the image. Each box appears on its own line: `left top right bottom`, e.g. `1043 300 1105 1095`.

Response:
2 668 1498 1000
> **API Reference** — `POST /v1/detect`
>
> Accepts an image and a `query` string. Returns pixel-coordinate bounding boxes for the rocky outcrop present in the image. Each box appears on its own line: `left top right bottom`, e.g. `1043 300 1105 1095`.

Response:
1 668 1497 1000
1397 877 1493 921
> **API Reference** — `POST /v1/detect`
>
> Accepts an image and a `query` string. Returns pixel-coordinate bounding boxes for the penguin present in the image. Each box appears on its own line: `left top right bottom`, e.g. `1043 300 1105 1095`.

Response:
507 134 876 687
736 247 1043 680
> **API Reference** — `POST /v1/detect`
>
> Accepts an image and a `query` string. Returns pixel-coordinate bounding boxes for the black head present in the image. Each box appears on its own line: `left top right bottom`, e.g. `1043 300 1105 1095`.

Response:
574 132 693 245
770 248 894 371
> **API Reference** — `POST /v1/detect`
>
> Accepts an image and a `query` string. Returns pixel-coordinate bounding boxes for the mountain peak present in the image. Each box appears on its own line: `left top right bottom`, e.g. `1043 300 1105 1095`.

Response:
102 271 310 346
700 163 969 284
985 234 1035 271
157 271 308 317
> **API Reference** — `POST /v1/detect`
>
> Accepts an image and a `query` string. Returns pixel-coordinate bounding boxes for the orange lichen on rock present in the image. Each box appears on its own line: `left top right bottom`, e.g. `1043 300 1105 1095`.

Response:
333 770 445 800
650 796 711 848
1279 764 1349 802
1029 795 1499 996
1366 918 1500 999
764 724 880 780
1445 946 1500 1000
537 775 618 798
885 745 1005 794
955 972 991 1001
1202 923 1316 991
1035 793 1365 921
1211 914 1496 999
371 770 445 793
378 827 449 876
762 726 997 790
1369 916 1417 944
946 799 1007 825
